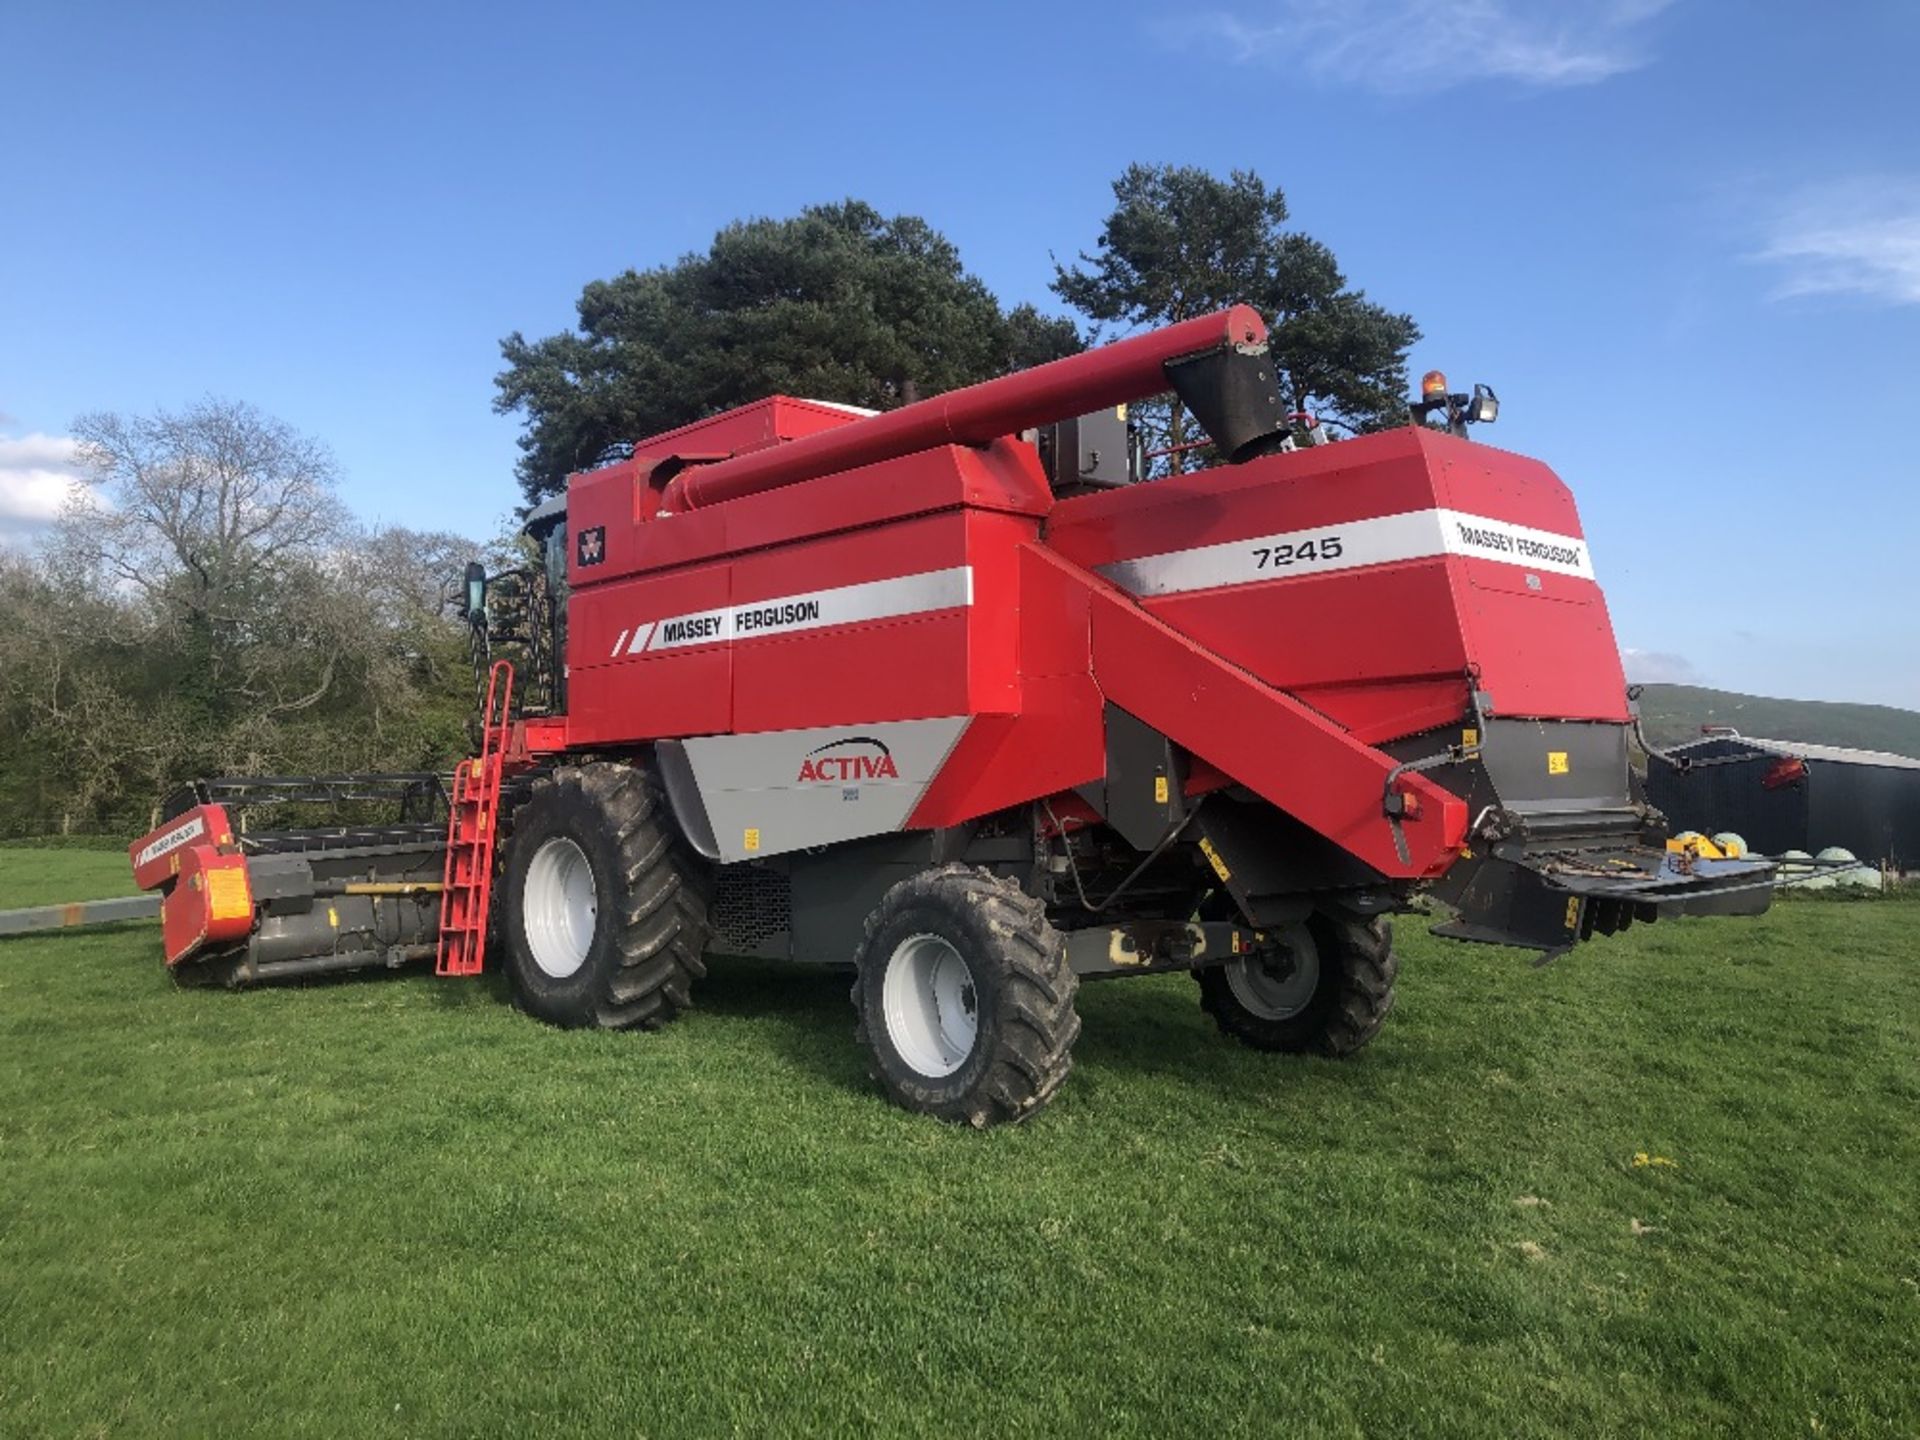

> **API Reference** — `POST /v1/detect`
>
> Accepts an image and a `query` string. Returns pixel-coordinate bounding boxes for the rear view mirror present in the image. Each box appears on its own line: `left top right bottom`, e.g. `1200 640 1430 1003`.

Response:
462 561 487 621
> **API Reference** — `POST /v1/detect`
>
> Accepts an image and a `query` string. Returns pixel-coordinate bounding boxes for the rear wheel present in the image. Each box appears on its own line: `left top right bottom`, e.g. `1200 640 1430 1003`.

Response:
1196 912 1396 1056
853 865 1080 1128
500 762 710 1030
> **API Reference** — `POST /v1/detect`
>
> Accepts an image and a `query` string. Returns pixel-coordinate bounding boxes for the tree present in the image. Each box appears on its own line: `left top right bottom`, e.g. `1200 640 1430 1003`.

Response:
67 398 348 721
495 200 1082 503
0 400 482 838
1053 165 1420 469
0 549 164 834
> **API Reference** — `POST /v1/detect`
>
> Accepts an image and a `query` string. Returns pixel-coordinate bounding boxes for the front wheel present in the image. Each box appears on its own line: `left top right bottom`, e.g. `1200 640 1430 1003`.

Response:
852 865 1080 1128
499 762 710 1030
1195 912 1396 1056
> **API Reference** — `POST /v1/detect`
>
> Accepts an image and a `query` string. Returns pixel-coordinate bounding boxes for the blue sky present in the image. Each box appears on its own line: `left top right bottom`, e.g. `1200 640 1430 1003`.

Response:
2 0 1915 708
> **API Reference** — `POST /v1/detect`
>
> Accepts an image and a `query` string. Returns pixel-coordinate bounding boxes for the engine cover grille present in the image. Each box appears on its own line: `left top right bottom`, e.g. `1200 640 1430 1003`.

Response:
709 865 791 954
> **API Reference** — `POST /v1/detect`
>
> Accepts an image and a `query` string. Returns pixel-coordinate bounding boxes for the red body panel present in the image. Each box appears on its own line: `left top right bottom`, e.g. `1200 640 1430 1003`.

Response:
159 845 253 966
130 804 234 892
129 805 253 966
546 381 1629 881
567 435 1051 589
1045 427 1628 736
569 559 736 742
1085 584 1467 875
565 445 1047 747
909 544 1106 827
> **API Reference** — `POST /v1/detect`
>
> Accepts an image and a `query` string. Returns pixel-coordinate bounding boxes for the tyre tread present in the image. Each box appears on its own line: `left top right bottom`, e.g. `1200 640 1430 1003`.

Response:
503 760 710 1032
852 863 1079 1128
1196 912 1397 1058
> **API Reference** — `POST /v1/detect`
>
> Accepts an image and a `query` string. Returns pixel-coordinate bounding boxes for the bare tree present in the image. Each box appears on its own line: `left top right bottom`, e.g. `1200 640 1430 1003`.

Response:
0 400 487 836
66 398 348 710
0 550 189 833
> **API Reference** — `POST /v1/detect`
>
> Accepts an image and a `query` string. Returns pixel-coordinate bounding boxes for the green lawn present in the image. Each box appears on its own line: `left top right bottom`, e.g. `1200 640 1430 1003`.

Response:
1 852 1915 1437
0 847 144 908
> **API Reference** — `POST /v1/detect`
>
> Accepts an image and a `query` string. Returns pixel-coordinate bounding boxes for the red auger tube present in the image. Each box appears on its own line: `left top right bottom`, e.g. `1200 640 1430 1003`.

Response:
662 305 1268 511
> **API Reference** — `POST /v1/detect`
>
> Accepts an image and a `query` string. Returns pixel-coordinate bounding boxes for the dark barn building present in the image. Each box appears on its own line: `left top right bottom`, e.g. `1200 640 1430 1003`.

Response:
1646 734 1920 870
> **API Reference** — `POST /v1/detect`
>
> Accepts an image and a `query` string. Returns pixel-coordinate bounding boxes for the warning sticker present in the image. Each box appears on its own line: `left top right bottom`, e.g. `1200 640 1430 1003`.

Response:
1199 837 1233 883
205 865 251 922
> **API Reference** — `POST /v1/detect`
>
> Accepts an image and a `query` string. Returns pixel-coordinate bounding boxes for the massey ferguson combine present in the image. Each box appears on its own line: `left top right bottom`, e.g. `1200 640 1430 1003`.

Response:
130 305 1773 1125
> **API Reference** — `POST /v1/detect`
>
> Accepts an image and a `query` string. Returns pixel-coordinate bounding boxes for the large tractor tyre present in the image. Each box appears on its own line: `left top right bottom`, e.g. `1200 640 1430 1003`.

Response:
499 762 710 1031
852 865 1081 1128
1195 912 1396 1057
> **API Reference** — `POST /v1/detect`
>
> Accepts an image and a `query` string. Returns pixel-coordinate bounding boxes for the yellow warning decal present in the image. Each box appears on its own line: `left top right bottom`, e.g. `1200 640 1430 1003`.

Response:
1462 728 1478 748
205 866 251 922
1667 834 1730 859
744 827 762 853
1564 897 1580 930
1199 837 1232 883
1154 775 1170 804
1548 751 1570 775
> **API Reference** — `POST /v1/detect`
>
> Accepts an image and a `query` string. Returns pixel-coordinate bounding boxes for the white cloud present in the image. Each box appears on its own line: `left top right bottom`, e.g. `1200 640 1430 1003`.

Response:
1755 178 1920 306
0 432 91 545
1163 0 1674 93
1622 647 1703 685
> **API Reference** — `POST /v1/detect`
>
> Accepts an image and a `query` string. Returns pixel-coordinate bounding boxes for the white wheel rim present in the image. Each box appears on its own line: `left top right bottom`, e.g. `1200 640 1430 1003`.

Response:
523 836 597 979
882 933 979 1078
1224 922 1320 1020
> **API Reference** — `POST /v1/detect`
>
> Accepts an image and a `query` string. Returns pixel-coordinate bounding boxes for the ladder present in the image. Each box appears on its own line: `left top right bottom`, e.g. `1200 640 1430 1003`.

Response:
436 660 514 977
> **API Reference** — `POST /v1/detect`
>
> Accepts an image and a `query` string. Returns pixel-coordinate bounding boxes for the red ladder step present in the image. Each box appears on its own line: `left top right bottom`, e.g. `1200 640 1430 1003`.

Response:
436 660 514 977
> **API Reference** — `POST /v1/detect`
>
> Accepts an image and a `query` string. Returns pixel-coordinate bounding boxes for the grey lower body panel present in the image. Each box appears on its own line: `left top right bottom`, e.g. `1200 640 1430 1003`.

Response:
705 828 1031 966
672 717 973 864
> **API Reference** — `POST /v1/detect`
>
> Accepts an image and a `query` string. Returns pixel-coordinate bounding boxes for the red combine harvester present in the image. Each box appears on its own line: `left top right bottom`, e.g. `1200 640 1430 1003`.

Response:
130 306 1772 1125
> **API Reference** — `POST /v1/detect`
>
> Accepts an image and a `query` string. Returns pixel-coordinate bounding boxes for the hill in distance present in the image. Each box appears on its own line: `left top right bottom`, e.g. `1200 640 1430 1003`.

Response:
1635 684 1920 760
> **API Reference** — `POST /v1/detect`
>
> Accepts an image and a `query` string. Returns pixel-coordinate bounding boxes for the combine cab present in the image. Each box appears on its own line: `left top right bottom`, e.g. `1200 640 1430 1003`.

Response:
130 306 1773 1125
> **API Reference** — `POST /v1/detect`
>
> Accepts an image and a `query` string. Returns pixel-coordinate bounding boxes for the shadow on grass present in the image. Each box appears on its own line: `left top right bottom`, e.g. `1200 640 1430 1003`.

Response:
696 953 850 1018
427 966 514 1010
693 953 870 1088
688 953 1324 1108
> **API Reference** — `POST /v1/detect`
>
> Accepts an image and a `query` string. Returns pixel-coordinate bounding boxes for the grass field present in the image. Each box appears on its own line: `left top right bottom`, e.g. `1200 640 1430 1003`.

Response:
1 853 1916 1437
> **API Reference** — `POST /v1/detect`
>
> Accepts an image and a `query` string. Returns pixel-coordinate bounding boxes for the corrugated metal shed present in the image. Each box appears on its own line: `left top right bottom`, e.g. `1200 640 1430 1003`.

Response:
1646 732 1920 869
1700 737 1920 772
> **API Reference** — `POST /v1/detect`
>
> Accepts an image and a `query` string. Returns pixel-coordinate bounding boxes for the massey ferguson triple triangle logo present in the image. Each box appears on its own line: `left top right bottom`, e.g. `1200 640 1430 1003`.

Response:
796 736 899 783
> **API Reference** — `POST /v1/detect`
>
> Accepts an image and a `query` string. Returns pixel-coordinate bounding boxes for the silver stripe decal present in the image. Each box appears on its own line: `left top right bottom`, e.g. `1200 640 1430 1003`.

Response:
135 814 206 867
630 565 973 654
1096 508 1594 598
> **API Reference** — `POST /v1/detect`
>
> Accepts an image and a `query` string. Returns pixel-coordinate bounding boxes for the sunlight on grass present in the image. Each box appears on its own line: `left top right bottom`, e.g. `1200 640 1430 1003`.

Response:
1 853 1915 1435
